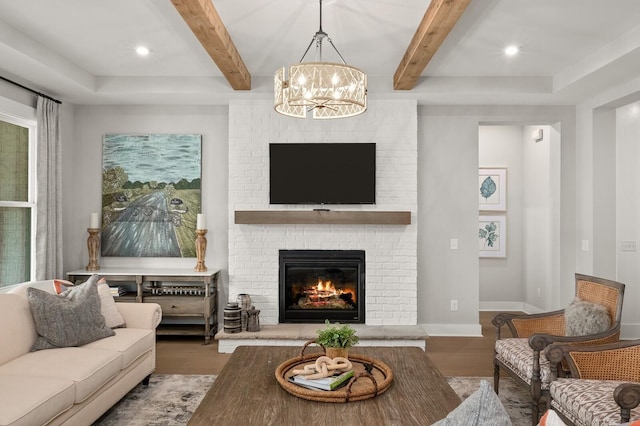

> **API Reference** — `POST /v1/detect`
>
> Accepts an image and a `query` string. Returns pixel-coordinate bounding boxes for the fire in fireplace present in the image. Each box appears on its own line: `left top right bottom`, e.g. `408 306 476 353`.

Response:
279 250 365 323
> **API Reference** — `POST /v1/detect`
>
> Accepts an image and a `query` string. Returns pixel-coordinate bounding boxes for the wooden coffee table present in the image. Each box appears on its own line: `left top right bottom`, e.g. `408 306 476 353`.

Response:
188 346 460 425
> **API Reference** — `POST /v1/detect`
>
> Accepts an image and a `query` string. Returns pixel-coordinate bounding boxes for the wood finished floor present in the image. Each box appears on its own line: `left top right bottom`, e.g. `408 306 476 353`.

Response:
155 311 513 377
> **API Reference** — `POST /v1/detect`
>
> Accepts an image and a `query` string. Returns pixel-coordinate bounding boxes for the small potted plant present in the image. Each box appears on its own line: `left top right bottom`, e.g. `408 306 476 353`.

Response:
315 320 359 359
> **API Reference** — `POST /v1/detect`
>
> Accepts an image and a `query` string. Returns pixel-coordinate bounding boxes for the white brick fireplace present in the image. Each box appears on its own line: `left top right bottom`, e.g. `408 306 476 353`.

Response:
228 100 418 326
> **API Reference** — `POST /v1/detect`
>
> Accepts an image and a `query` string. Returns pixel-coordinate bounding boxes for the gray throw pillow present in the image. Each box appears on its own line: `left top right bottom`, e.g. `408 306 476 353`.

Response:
27 274 115 351
433 380 512 426
564 298 611 336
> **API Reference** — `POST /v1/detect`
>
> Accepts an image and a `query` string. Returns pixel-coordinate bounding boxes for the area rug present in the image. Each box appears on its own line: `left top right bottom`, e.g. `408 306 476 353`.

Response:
447 376 531 426
93 375 530 425
93 374 216 425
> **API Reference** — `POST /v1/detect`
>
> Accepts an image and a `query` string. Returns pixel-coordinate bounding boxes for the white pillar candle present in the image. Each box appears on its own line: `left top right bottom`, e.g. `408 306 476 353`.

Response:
197 213 206 230
90 212 99 228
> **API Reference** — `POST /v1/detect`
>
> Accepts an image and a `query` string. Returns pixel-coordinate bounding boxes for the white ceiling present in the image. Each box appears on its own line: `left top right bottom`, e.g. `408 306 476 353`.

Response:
1 0 640 106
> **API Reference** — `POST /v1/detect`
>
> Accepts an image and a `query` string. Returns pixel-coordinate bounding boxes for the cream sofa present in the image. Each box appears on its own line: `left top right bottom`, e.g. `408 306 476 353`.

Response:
0 280 162 426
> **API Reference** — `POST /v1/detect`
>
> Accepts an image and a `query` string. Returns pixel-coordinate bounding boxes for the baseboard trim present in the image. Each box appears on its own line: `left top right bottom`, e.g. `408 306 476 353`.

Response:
479 301 545 314
422 323 482 337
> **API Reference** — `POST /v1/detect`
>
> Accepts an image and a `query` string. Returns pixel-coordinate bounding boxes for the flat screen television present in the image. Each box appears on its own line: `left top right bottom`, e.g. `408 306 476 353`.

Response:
269 143 376 205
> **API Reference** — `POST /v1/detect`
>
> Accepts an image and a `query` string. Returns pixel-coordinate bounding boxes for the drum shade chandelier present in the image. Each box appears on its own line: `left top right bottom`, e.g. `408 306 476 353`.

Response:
274 0 367 119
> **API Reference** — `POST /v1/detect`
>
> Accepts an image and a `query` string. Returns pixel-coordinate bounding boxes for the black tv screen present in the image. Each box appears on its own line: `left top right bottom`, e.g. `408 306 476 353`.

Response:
270 143 376 205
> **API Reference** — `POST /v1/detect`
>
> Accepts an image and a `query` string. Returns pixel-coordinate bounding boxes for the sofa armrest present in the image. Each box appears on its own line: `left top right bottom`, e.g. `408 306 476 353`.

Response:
115 302 162 329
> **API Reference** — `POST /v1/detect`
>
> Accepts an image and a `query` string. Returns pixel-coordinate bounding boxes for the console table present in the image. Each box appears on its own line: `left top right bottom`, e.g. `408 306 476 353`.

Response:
67 268 219 344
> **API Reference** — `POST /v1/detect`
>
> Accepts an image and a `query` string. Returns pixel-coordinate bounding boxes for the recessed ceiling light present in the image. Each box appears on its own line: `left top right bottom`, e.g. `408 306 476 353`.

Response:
135 46 150 56
504 45 519 56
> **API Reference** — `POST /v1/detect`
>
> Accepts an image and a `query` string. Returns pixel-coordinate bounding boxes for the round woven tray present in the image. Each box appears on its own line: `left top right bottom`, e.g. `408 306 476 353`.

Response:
275 340 393 403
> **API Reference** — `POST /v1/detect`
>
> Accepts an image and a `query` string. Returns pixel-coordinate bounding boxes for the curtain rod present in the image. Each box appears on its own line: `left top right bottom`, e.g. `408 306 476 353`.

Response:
0 75 62 104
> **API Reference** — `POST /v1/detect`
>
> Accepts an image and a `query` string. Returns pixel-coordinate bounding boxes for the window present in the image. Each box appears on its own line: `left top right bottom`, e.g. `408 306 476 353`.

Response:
0 110 36 287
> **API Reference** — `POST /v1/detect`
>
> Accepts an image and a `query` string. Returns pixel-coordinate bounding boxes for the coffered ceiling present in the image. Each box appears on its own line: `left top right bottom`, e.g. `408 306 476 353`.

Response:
1 0 640 106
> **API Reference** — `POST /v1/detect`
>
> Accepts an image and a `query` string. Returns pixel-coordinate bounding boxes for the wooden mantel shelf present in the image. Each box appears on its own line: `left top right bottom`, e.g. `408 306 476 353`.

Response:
234 210 411 225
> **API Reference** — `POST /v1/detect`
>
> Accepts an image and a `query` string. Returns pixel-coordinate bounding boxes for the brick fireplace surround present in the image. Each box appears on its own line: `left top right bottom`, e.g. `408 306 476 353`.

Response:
220 100 420 352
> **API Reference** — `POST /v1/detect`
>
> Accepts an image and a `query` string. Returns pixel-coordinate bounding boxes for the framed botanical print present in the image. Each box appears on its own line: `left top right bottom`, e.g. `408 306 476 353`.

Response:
479 215 506 258
479 168 507 211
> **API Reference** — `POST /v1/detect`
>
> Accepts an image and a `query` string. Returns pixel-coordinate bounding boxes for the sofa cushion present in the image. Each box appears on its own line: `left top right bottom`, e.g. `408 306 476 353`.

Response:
0 375 75 426
0 295 37 365
540 409 568 426
97 280 126 328
53 279 74 294
0 347 122 403
82 328 154 369
550 378 640 426
52 276 126 329
27 275 115 350
565 298 611 336
495 338 552 388
432 380 511 425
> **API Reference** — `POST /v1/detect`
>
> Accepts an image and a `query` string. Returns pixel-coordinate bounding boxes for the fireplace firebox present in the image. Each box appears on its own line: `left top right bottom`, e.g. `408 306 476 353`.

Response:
279 250 365 323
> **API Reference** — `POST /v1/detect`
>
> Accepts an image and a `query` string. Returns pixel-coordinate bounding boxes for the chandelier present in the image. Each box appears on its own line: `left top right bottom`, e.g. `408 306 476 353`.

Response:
274 0 367 119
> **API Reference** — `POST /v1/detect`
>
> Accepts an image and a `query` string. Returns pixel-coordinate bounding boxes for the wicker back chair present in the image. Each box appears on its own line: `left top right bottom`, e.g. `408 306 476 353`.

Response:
492 273 625 425
545 340 640 425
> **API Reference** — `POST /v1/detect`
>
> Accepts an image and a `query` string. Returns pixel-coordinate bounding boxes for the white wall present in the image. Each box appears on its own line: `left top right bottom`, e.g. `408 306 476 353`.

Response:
574 74 640 338
478 126 524 306
63 105 230 288
616 101 640 338
522 124 561 311
227 99 418 326
418 106 575 336
477 125 560 312
2 82 598 335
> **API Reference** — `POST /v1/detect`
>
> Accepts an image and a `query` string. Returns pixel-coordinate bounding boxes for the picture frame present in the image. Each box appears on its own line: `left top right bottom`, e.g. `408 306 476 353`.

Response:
479 215 506 258
479 167 507 211
101 133 202 258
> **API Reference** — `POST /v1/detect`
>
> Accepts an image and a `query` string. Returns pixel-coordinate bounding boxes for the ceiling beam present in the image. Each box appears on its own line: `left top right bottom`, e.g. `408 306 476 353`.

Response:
171 0 251 90
393 0 471 90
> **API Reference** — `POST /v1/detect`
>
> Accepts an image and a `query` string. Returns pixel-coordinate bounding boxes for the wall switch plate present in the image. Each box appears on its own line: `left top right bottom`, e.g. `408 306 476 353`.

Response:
581 240 589 251
621 241 637 252
450 299 458 311
450 238 458 250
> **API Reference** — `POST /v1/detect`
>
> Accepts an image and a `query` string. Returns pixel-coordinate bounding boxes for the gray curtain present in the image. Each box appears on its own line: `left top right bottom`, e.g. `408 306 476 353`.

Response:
35 96 63 279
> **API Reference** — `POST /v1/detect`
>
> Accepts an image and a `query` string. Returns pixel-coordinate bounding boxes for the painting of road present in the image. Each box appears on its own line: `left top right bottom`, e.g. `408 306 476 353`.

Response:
101 134 201 257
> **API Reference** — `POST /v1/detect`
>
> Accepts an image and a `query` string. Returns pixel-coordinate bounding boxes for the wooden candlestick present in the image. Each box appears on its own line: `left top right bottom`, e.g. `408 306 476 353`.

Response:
86 228 100 271
195 229 208 272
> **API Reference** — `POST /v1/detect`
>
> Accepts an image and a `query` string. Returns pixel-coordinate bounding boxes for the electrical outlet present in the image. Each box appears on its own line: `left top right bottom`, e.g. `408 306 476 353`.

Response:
450 239 458 250
450 299 458 311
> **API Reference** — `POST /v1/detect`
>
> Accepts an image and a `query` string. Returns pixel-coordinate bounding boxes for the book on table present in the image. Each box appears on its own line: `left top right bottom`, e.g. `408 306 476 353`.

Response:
109 286 127 297
291 369 354 391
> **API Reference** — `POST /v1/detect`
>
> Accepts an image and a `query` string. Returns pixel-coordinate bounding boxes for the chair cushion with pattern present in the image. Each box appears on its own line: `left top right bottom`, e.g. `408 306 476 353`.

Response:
495 338 552 388
550 378 640 426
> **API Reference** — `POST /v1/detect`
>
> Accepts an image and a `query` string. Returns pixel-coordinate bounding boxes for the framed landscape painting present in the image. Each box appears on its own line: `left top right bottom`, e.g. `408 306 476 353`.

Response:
479 215 506 258
479 168 507 211
100 133 202 257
